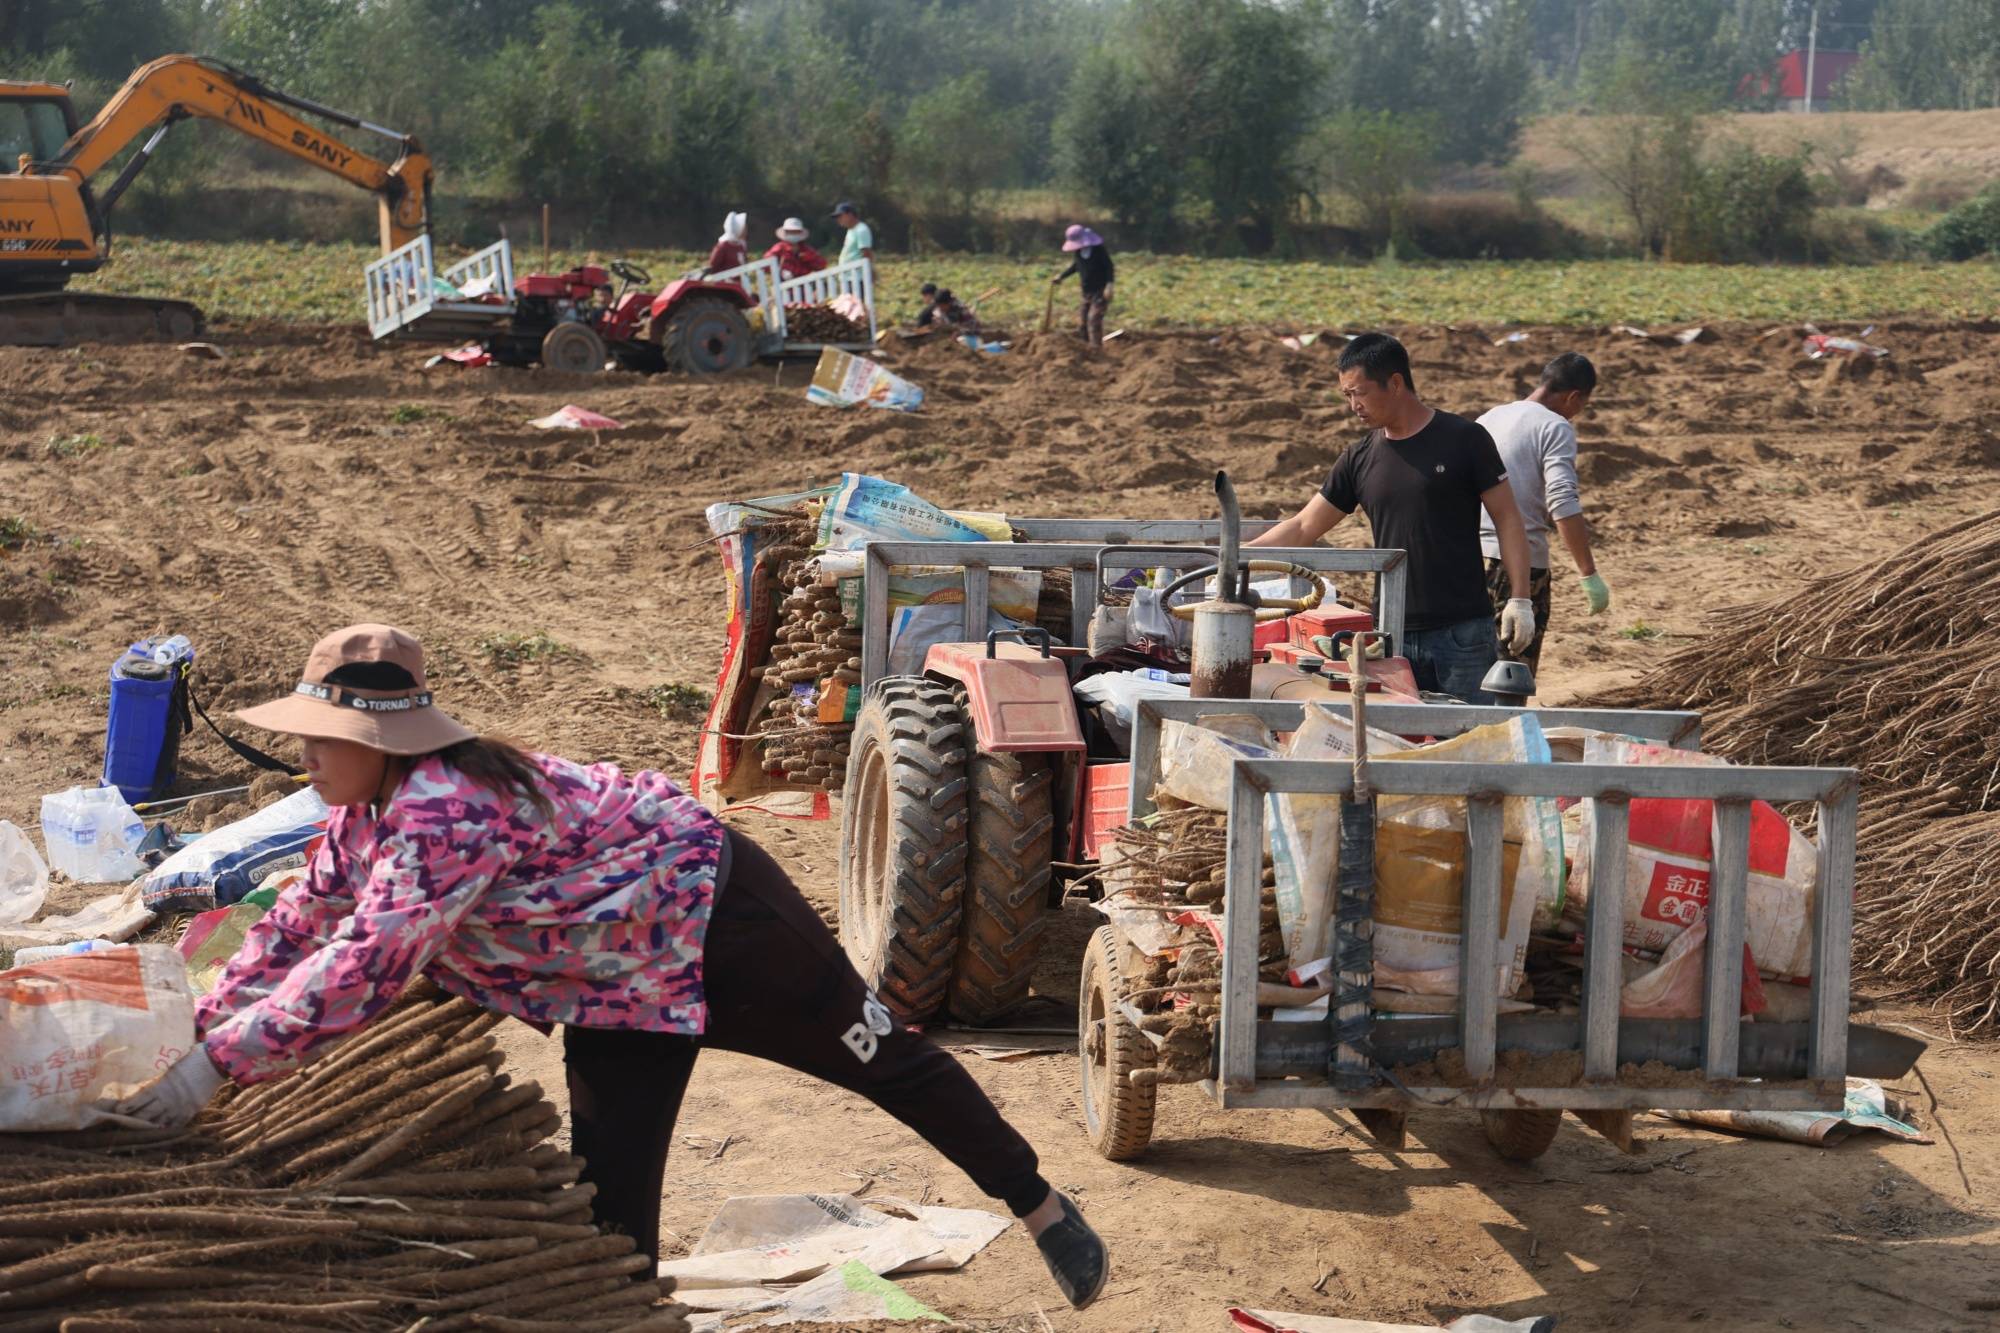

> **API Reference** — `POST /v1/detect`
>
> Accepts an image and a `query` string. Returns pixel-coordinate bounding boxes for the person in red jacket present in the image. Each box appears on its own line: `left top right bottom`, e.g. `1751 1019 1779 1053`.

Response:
765 217 826 280
704 211 748 276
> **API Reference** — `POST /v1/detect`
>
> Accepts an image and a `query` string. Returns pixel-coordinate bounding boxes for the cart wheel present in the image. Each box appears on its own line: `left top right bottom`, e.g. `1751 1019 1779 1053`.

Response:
541 321 607 373
1480 1108 1563 1162
1079 925 1156 1160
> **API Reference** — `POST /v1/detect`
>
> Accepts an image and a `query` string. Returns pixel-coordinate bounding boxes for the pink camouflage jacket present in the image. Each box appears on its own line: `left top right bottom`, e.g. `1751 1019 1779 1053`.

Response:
197 753 724 1084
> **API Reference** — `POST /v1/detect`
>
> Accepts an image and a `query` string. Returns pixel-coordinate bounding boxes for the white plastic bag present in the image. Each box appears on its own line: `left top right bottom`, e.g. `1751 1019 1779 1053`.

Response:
0 820 50 924
0 943 196 1131
1158 718 1276 811
39 785 145 884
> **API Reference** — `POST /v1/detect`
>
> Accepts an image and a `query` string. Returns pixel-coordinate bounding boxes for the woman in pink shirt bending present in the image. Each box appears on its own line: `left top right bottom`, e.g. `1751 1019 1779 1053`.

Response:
111 623 1107 1308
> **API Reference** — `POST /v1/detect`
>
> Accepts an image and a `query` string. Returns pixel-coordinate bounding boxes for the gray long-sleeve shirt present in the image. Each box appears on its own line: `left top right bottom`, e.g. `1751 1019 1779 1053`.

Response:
1476 399 1582 568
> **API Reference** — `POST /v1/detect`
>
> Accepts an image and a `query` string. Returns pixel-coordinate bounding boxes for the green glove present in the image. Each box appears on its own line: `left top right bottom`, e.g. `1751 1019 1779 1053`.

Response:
1580 572 1611 615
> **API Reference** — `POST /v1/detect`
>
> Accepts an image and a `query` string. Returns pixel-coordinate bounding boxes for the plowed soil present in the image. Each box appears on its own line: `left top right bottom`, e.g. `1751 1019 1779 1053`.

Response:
6 318 2000 1331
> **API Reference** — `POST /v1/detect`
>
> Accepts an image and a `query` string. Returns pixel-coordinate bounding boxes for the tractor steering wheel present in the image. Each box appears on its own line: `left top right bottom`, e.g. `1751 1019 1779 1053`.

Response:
609 259 653 287
1158 561 1332 623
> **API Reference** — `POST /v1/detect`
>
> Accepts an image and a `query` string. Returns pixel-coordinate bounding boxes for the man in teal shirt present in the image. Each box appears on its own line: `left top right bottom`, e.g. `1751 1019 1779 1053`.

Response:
832 200 874 267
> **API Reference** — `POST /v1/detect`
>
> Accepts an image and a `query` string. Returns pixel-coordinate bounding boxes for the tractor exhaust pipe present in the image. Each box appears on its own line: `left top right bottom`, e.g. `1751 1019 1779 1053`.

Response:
1190 471 1255 699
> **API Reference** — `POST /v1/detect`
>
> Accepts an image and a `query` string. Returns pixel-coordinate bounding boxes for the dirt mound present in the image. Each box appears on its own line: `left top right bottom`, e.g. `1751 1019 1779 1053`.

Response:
1575 440 1679 485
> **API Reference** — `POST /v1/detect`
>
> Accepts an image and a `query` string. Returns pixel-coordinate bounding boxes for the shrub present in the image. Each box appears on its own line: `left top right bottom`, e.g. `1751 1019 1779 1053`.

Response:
1924 185 2000 260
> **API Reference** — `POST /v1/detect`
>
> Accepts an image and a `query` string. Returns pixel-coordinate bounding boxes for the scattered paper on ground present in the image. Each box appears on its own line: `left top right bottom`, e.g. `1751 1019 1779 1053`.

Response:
938 1029 1073 1061
1661 1077 1933 1146
660 1193 1008 1290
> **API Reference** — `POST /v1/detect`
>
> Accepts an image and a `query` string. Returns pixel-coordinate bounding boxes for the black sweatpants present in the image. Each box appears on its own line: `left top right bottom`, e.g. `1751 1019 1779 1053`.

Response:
563 830 1052 1263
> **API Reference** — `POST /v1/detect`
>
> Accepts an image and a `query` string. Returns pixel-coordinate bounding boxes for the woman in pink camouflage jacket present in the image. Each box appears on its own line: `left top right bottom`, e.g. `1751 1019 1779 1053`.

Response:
110 623 1107 1307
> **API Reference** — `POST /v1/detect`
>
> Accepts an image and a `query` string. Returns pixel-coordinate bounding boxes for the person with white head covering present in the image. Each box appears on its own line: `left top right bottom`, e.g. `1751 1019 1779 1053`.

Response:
704 210 748 276
1053 223 1114 348
764 216 826 280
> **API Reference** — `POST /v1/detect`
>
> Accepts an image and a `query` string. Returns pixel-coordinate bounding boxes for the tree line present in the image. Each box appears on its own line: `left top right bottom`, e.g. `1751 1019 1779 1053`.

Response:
3 0 1997 254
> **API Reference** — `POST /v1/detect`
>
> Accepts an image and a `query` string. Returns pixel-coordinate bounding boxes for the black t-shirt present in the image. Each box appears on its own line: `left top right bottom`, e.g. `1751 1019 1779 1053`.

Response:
1320 409 1508 630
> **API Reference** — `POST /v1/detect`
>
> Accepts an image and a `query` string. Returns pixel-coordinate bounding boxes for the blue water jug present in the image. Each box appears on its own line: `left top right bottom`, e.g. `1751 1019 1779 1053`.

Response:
103 637 193 803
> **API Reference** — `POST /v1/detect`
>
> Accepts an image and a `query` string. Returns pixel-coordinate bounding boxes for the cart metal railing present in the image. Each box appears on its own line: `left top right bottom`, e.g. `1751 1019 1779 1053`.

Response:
858 537 1408 690
1127 696 1704 823
1203 752 1856 1112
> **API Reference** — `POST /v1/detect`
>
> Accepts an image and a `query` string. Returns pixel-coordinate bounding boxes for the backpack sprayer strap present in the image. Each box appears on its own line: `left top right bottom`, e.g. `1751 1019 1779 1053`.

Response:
187 678 303 776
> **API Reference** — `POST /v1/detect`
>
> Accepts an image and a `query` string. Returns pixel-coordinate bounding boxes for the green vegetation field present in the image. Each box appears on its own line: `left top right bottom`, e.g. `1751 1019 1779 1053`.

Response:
75 238 1999 332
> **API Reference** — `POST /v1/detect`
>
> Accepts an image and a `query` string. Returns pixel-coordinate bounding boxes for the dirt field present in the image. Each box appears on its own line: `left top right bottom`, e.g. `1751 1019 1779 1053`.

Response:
6 318 2000 1330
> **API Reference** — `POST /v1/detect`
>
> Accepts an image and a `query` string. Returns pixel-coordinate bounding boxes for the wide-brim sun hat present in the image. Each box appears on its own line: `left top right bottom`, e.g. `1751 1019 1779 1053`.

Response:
235 623 476 756
1062 224 1102 252
777 217 810 241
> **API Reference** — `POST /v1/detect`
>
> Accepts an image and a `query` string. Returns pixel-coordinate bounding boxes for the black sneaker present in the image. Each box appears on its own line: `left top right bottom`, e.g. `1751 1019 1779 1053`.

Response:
1034 1193 1108 1309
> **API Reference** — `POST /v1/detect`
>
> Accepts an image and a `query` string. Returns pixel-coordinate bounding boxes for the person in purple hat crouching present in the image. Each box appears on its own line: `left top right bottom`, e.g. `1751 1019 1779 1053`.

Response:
1053 222 1114 348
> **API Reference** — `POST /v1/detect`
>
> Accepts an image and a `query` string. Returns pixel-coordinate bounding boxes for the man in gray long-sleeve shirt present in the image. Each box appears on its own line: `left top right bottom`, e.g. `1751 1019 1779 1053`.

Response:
1477 352 1610 671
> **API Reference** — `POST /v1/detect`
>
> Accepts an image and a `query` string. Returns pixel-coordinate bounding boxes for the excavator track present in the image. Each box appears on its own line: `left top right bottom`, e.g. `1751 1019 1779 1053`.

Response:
0 290 204 347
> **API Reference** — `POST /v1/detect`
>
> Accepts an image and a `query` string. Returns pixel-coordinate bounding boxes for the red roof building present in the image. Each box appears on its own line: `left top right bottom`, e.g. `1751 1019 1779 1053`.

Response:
1740 49 1861 110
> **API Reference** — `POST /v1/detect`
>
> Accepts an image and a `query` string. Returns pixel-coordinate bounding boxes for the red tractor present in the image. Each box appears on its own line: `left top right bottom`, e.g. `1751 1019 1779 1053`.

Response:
483 259 756 375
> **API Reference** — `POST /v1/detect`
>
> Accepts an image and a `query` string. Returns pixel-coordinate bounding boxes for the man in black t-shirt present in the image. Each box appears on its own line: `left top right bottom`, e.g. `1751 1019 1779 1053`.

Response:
1249 333 1537 703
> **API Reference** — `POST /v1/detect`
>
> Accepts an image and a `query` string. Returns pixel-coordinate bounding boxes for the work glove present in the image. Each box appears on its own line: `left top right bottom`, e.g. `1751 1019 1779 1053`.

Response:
1580 572 1612 615
107 1047 227 1130
1500 598 1537 657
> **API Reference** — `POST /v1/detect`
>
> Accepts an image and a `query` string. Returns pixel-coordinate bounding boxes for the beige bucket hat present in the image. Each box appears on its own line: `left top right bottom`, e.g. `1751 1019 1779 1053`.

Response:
235 624 476 756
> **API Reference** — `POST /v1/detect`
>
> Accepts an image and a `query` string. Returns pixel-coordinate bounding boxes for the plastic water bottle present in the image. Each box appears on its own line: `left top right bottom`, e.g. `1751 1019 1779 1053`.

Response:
151 634 193 666
12 939 119 967
38 786 146 883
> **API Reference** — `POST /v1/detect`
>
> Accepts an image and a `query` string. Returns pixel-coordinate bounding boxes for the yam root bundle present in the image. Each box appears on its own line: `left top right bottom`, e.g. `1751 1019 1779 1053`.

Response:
753 549 859 795
0 988 688 1332
1596 507 2000 1033
784 304 867 344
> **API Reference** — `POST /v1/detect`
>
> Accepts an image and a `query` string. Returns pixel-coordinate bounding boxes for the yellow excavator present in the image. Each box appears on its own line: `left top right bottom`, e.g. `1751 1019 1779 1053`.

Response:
0 53 431 344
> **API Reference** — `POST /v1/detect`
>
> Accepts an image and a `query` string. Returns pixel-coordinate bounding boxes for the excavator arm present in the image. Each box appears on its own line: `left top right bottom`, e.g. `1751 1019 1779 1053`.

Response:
43 54 430 251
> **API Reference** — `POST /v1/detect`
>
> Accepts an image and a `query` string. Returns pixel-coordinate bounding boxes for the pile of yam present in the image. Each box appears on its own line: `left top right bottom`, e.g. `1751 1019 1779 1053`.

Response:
784 304 867 344
0 987 687 1332
753 550 859 794
1599 507 2000 1034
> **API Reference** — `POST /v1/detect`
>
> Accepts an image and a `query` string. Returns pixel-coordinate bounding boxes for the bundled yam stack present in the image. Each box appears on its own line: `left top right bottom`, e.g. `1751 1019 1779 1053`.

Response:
1102 807 1287 1083
785 304 867 344
753 550 860 795
1598 507 2000 1034
0 989 688 1332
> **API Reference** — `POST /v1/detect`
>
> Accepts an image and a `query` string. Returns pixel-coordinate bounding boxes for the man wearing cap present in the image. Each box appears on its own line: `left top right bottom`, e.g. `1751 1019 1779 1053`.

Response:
1054 223 1114 348
832 200 873 268
765 217 826 280
103 622 1112 1310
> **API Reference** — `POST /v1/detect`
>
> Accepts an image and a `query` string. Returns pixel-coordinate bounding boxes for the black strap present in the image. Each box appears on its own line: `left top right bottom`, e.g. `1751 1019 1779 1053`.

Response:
188 678 304 776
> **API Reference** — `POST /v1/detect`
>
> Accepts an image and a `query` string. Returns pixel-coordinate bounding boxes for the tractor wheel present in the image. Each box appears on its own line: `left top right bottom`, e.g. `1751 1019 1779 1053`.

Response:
948 741 1055 1024
1480 1108 1564 1162
1079 925 1156 1160
541 321 607 373
662 297 753 375
837 679 970 1023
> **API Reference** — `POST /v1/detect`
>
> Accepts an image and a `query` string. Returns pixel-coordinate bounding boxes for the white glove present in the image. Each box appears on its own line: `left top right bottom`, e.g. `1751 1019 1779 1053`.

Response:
1499 597 1537 656
109 1047 227 1129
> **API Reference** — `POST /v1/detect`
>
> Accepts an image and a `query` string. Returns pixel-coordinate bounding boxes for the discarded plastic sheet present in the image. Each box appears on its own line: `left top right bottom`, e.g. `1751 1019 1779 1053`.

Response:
426 343 493 369
1663 1077 1932 1146
1278 332 1322 352
530 404 623 430
0 820 50 925
0 880 151 951
1803 329 1888 360
739 1259 947 1327
177 341 225 359
658 1192 1008 1289
806 347 924 412
1239 1304 1562 1333
1493 331 1531 345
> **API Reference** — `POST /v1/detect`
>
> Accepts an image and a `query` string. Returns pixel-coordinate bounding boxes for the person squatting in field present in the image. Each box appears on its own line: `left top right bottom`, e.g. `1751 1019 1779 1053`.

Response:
1250 332 1538 703
105 624 1109 1309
